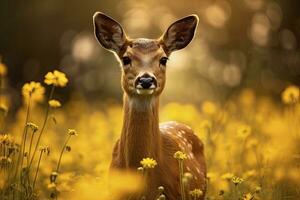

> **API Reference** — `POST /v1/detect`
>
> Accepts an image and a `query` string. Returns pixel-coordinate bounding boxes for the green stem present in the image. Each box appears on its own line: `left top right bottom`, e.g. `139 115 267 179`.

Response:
27 129 36 166
29 85 55 168
20 126 29 168
32 150 44 190
186 180 190 200
14 94 31 181
179 161 186 200
56 134 71 173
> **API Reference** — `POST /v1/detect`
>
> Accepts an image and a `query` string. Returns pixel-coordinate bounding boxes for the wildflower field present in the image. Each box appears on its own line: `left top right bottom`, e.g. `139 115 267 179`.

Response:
0 60 299 200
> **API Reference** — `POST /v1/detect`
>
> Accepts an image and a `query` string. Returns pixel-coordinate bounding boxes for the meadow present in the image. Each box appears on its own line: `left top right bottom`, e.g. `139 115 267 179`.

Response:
0 60 299 200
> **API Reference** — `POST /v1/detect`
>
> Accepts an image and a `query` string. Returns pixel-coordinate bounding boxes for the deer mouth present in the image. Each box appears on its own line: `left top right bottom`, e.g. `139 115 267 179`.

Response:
135 84 156 95
136 88 155 95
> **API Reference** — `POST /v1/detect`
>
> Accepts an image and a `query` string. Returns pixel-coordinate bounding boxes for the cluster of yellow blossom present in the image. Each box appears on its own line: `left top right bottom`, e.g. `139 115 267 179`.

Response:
174 151 188 161
68 129 78 136
231 176 244 185
189 189 203 198
140 157 157 169
0 134 14 144
21 70 68 107
22 81 45 103
26 122 39 132
44 70 68 87
281 85 299 104
237 124 252 139
49 99 61 108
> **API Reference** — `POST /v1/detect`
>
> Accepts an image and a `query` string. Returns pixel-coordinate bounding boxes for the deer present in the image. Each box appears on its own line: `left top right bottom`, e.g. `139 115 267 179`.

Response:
93 12 206 200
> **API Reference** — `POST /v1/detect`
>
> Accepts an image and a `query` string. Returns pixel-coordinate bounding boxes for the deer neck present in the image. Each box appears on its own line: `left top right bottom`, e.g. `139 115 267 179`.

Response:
120 94 161 168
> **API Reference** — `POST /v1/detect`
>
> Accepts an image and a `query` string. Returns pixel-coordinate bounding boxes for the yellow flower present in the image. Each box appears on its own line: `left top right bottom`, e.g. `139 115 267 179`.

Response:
231 176 244 185
0 156 12 166
39 145 50 155
68 129 78 136
201 101 217 115
26 122 38 132
50 171 59 183
0 103 8 116
237 125 251 139
183 172 193 185
22 81 45 103
221 173 234 181
189 189 203 198
140 158 157 169
254 186 261 193
242 193 254 200
0 62 7 76
158 194 166 200
281 85 299 104
0 134 14 145
173 151 187 161
49 99 61 108
44 70 68 87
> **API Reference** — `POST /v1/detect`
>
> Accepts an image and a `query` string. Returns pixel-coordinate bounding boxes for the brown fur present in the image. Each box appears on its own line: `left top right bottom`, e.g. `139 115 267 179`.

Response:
110 95 206 200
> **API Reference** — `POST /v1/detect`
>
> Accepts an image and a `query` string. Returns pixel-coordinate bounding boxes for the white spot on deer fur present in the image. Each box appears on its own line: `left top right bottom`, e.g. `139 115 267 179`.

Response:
189 152 195 159
196 168 201 174
188 143 192 149
187 166 191 171
185 125 192 130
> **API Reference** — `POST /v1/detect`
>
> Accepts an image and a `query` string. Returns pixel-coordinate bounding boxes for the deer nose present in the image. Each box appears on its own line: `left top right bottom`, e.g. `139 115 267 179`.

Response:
136 74 157 89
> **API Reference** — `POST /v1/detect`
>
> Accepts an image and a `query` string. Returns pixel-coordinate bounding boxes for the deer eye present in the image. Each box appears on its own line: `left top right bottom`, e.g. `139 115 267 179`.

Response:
122 56 131 66
159 57 168 66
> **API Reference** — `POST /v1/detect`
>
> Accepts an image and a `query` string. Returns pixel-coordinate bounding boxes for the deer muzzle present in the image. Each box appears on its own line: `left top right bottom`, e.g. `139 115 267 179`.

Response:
135 73 157 95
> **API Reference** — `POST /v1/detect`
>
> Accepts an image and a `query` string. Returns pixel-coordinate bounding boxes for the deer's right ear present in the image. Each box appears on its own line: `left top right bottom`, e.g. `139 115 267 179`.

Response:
93 12 127 54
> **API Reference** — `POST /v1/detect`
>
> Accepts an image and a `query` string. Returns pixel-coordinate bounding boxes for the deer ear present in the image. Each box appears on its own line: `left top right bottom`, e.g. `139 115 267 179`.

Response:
161 15 199 54
93 12 127 53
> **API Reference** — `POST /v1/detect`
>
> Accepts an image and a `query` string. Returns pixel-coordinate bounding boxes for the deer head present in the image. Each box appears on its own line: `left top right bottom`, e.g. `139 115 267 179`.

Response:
93 12 198 98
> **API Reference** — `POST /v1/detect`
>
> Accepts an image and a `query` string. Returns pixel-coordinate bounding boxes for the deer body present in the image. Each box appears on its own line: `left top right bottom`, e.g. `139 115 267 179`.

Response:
93 13 206 200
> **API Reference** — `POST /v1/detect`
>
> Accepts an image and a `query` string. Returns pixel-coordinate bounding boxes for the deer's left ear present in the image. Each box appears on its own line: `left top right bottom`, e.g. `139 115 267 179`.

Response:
161 15 199 54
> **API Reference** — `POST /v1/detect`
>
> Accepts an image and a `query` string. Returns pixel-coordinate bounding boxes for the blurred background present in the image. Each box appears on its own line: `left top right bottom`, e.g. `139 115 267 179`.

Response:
1 1 300 199
1 0 300 112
